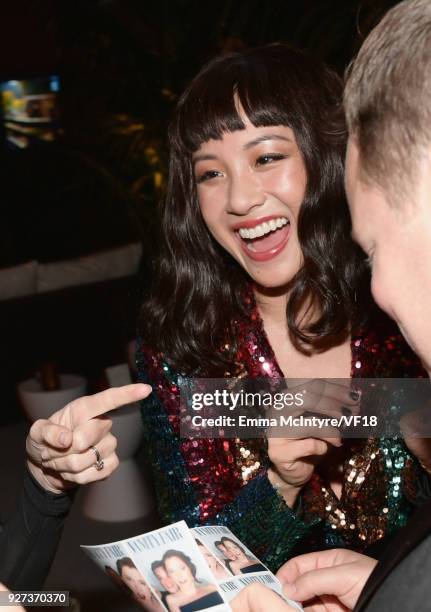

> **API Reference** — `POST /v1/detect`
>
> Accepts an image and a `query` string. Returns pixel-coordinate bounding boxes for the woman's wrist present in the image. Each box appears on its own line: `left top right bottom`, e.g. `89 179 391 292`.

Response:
268 467 301 508
26 459 68 495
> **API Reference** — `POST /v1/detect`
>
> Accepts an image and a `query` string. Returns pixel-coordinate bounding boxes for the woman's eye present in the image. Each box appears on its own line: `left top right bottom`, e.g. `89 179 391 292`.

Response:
195 170 222 184
256 153 286 166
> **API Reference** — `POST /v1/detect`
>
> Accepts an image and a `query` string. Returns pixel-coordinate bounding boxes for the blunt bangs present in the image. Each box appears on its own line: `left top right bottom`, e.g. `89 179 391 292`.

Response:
141 43 369 373
173 45 319 154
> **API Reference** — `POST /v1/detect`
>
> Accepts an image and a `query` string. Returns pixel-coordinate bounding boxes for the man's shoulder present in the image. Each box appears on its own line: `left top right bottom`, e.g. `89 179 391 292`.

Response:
357 502 431 611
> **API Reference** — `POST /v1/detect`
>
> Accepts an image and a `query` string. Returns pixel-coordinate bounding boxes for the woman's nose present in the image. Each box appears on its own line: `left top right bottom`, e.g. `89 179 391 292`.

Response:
227 170 264 215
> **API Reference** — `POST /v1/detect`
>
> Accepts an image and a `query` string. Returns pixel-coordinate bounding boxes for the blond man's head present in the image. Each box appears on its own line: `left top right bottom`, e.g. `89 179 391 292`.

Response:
345 0 431 203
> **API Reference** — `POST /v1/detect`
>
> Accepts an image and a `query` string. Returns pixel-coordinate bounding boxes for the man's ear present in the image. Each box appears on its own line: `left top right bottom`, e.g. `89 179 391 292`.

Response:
425 145 431 197
410 146 431 217
344 137 357 193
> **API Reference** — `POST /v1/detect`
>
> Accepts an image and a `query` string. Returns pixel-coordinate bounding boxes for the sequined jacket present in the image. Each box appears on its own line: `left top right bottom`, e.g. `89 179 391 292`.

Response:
137 300 425 572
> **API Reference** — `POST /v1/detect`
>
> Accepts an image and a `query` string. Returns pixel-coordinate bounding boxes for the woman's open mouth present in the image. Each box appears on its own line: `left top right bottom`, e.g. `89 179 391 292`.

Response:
235 216 290 262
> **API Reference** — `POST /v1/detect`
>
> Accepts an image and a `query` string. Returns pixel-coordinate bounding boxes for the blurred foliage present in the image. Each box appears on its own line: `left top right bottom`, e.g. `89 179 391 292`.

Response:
55 0 402 265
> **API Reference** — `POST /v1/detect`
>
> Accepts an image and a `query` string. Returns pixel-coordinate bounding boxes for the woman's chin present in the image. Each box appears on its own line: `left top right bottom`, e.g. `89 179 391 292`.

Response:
245 264 300 293
251 276 294 293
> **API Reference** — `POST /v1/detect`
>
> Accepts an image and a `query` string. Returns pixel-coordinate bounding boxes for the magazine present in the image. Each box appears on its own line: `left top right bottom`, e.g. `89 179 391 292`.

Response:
82 521 303 611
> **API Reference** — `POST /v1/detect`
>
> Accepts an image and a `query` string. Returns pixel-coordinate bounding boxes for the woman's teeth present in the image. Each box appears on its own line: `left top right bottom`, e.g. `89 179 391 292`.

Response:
238 217 289 240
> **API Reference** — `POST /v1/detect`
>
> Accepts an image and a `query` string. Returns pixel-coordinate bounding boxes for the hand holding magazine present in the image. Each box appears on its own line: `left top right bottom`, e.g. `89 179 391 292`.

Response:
82 521 303 611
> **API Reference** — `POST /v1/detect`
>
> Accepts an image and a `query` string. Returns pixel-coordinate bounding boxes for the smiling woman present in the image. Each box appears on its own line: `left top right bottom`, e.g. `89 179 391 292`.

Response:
117 557 165 611
162 550 223 612
146 44 366 369
137 44 425 573
194 122 305 285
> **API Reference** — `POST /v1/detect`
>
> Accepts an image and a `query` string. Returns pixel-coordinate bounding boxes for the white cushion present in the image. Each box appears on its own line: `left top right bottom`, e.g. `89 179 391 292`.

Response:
0 260 37 301
37 243 142 293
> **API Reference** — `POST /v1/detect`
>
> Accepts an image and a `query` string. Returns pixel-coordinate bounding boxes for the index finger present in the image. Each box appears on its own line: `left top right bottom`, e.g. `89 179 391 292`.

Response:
67 383 152 427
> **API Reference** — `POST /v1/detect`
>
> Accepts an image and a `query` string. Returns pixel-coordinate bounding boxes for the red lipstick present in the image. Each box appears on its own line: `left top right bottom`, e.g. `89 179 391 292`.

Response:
234 217 290 262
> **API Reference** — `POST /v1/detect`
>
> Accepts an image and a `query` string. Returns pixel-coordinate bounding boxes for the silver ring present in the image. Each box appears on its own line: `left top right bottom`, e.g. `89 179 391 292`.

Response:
91 445 104 471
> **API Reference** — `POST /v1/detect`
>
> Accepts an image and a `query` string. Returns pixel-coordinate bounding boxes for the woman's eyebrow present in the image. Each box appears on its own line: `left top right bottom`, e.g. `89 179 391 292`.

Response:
243 134 292 149
192 134 293 165
192 153 218 166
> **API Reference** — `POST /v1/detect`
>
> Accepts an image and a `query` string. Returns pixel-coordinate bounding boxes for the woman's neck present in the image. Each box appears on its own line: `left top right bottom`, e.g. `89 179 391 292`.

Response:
253 285 352 379
181 583 198 596
253 285 289 328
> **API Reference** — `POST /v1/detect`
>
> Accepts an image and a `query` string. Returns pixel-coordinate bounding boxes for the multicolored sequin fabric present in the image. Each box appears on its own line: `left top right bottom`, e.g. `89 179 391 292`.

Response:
137 296 425 571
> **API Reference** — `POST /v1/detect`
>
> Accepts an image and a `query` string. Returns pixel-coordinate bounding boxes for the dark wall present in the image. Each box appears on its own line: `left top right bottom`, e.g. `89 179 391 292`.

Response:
0 0 404 269
0 0 404 421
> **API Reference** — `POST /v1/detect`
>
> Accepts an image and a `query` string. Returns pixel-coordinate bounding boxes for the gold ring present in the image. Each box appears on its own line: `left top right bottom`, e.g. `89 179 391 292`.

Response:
91 445 104 471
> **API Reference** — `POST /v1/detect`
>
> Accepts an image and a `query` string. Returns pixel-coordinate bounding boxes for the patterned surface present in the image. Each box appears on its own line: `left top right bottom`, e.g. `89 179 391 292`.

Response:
137 292 426 571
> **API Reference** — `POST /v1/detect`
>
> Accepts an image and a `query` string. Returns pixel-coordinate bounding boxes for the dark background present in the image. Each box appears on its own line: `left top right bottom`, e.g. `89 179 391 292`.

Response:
0 0 403 266
0 0 402 421
0 2 405 610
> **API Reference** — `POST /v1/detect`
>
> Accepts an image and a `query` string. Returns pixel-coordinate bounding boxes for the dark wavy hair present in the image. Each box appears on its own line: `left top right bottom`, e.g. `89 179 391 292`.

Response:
140 43 370 373
151 560 165 575
220 536 246 555
117 557 137 576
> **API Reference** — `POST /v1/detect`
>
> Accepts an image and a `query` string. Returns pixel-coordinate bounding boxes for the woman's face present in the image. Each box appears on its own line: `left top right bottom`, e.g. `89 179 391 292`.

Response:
193 118 306 290
217 543 236 561
165 556 194 590
223 540 243 560
121 565 153 602
154 566 177 593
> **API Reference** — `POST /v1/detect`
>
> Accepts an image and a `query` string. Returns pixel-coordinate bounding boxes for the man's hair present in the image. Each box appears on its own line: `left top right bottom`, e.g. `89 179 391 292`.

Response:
116 556 136 576
151 560 165 575
345 0 431 200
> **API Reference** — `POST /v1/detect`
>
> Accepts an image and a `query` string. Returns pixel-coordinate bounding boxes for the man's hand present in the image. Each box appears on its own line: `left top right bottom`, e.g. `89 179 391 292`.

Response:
26 383 152 493
276 549 376 612
231 583 299 612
